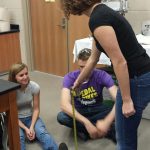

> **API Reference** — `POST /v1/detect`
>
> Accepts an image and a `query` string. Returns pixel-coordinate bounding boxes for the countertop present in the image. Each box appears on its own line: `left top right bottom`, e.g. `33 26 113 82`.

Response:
0 79 20 95
0 24 19 35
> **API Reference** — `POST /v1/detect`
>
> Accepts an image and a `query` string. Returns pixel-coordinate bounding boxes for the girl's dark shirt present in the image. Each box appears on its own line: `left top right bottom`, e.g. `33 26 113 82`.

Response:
89 4 150 78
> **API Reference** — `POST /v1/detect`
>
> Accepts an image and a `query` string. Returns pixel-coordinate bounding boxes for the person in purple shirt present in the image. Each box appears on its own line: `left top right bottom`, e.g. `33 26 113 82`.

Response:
57 48 117 142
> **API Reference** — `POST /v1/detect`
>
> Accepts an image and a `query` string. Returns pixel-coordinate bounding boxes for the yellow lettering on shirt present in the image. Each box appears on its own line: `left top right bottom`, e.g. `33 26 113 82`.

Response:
81 86 98 100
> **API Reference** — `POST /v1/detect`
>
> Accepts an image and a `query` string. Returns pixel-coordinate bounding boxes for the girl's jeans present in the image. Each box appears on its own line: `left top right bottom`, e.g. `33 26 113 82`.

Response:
116 72 150 150
19 116 58 150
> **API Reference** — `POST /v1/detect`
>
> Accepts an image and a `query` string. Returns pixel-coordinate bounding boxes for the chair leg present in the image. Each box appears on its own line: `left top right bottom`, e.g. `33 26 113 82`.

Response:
0 113 8 150
2 125 8 150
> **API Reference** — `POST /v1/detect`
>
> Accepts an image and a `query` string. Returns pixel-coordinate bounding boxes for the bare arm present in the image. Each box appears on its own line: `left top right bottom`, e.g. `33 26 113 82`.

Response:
94 26 135 117
61 88 99 139
102 85 117 126
96 104 116 136
61 88 91 125
18 119 35 141
73 40 101 89
103 85 118 123
96 85 117 135
30 91 40 130
108 85 118 101
18 119 28 131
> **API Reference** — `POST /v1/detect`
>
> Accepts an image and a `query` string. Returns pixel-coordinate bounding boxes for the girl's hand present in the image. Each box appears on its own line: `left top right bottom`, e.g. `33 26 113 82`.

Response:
26 127 35 141
25 128 32 140
29 127 35 141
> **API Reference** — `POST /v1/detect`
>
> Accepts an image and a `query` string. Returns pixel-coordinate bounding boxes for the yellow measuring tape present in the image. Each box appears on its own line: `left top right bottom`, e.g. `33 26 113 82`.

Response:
71 89 78 150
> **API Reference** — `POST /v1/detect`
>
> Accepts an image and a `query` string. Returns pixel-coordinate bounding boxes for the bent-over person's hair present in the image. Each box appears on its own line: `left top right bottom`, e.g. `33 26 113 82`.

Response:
60 0 101 19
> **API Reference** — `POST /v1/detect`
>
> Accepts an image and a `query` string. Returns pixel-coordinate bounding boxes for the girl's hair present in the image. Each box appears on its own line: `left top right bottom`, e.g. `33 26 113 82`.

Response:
8 62 28 83
77 48 91 61
60 0 101 19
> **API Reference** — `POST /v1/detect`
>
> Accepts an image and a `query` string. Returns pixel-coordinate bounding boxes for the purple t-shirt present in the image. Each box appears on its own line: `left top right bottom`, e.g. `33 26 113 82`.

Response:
63 69 114 108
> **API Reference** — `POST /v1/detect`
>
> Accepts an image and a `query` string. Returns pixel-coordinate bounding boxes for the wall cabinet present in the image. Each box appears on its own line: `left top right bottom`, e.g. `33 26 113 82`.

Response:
0 32 21 74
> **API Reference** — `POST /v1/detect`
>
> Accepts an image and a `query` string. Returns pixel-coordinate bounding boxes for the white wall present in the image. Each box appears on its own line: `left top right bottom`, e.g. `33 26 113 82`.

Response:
0 0 150 66
126 0 150 34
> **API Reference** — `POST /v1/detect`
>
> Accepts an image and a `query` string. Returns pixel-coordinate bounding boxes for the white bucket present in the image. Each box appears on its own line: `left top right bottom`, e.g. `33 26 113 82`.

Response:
0 21 10 32
0 7 10 21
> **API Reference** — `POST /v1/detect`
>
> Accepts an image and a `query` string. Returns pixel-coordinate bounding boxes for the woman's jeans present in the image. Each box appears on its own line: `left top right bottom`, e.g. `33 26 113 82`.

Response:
116 72 150 150
19 116 58 150
57 104 112 135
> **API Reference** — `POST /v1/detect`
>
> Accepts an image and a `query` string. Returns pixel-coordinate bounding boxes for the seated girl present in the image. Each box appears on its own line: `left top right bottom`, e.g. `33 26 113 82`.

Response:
8 62 58 150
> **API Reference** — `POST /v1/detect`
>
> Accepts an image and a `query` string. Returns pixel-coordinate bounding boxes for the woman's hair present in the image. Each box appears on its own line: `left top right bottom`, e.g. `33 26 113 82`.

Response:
8 62 28 83
78 48 91 61
60 0 101 19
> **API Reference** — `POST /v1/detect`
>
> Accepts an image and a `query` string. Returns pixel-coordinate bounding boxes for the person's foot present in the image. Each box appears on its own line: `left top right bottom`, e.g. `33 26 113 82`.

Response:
59 142 68 150
77 132 90 141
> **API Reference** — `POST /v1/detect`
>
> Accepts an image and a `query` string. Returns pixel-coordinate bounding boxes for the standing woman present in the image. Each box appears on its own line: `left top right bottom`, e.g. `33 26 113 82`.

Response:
8 63 58 150
60 0 150 150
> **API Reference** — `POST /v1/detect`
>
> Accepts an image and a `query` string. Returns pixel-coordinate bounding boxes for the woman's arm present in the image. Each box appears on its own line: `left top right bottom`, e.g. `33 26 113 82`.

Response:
94 26 135 117
73 40 101 89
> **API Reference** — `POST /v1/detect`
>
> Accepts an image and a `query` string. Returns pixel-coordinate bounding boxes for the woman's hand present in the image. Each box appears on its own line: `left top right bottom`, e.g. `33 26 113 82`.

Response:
122 98 136 118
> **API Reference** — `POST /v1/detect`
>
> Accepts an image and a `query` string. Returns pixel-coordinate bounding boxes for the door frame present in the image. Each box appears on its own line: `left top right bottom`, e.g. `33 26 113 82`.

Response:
21 0 35 71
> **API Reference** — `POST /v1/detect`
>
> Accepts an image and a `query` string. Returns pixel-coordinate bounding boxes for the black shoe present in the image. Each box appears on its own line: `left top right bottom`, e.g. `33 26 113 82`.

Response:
77 132 89 141
105 124 117 144
59 143 68 150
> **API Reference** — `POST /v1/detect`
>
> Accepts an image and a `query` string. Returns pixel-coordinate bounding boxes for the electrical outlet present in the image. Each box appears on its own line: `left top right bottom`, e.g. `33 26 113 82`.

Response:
142 20 150 36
